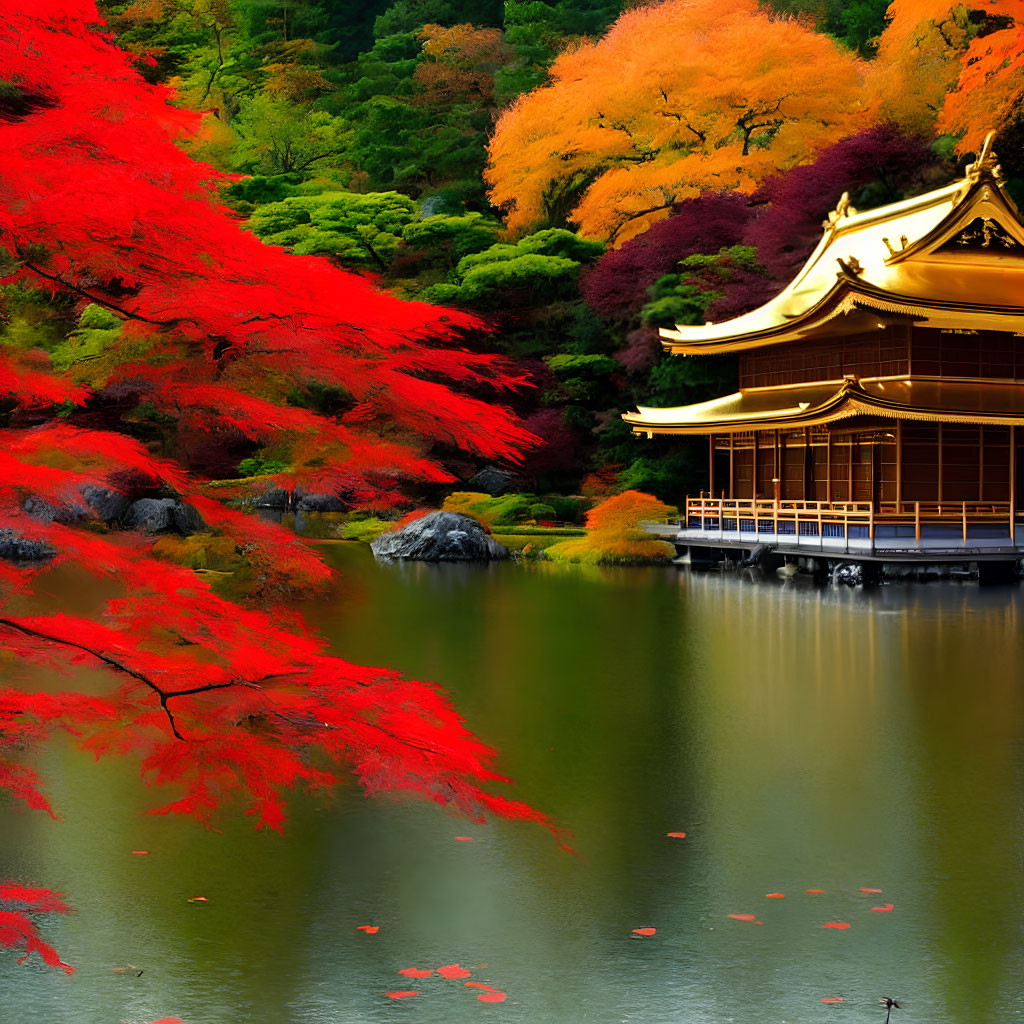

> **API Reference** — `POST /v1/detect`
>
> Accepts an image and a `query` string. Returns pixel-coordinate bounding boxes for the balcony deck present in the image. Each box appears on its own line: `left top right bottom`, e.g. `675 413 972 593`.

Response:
657 497 1024 562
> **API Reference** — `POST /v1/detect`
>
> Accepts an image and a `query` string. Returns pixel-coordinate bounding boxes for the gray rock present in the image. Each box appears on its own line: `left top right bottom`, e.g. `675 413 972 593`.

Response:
124 498 205 536
22 496 85 525
295 492 346 512
467 465 520 496
252 488 291 509
79 484 132 523
0 528 55 563
371 511 509 562
832 562 863 586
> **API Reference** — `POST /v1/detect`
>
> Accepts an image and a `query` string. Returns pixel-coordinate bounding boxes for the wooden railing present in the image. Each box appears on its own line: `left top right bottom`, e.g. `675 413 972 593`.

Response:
683 495 1017 547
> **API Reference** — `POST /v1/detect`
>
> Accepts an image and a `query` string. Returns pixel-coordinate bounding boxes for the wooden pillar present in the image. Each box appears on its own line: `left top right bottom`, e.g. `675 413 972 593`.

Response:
896 421 903 510
753 431 759 499
937 423 943 507
979 426 984 502
826 431 832 505
774 429 781 503
847 435 853 503
1011 425 1016 542
729 433 735 501
708 434 715 498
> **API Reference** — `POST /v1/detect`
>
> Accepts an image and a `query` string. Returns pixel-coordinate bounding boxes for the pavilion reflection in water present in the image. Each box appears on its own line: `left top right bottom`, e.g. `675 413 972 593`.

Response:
624 135 1024 575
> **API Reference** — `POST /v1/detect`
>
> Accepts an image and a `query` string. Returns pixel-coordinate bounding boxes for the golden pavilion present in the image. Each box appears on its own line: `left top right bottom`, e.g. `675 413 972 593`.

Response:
623 135 1024 570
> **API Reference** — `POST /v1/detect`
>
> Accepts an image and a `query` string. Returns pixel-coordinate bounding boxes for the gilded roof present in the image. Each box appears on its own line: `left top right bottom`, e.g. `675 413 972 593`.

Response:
623 377 1024 435
658 136 1024 354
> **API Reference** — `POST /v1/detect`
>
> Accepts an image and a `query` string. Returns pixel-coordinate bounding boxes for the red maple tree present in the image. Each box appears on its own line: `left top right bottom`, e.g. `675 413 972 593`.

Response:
0 0 553 972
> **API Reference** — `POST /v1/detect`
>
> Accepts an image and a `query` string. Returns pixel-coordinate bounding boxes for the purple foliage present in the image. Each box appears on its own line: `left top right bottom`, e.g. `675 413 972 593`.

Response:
704 267 780 322
581 191 753 320
518 408 580 478
744 123 933 284
614 326 662 373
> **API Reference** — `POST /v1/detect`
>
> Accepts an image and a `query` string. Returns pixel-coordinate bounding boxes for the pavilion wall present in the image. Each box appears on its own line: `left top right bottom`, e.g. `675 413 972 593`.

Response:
714 423 1015 506
738 328 1024 389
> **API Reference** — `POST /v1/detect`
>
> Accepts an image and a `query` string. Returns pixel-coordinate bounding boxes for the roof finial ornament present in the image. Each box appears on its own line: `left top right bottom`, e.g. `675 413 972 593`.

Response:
964 131 1003 186
823 191 857 232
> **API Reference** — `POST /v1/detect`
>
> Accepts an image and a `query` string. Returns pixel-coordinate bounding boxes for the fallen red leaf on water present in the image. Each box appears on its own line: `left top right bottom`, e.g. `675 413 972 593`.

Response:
477 993 506 1003
399 968 434 978
821 922 850 929
386 991 418 999
466 983 503 993
666 832 687 838
727 914 763 924
145 1019 186 1024
437 964 472 979
16 956 28 965
765 893 785 899
805 889 825 894
132 851 149 856
860 887 882 893
454 836 474 842
872 904 895 912
821 997 845 1004
187 897 208 903
632 927 656 936
356 926 379 933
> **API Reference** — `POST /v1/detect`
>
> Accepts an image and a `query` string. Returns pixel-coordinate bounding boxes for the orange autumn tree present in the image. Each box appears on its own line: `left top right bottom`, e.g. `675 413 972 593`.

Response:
546 491 678 565
866 0 980 134
414 23 510 107
868 0 1024 147
485 0 866 245
937 1 1024 150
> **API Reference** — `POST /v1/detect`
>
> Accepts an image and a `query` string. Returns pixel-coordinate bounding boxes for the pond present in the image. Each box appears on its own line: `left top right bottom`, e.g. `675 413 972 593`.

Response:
3 545 1024 1024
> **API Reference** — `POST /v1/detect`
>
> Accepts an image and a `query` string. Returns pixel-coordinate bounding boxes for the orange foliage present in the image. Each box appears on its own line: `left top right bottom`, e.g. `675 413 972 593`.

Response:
584 490 677 532
938 1 1024 150
865 0 975 133
546 490 677 564
869 0 1024 148
485 0 866 244
414 24 509 106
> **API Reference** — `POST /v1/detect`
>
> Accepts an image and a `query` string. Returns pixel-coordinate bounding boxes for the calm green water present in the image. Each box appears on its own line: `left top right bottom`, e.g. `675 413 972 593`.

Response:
3 546 1024 1024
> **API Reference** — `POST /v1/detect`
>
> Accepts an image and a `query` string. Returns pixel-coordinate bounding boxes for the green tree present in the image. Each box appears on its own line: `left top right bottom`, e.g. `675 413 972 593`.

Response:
233 93 350 174
247 190 419 269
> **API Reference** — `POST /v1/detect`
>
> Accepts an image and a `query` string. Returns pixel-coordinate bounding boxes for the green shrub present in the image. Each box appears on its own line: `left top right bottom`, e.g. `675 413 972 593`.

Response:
442 491 537 528
529 502 556 520
237 456 289 477
340 517 392 542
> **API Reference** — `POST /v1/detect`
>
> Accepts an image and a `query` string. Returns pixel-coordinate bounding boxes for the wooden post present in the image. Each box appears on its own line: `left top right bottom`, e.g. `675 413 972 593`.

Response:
729 433 735 500
915 501 921 544
962 501 967 547
826 431 832 505
1011 425 1016 543
937 423 943 511
753 431 759 499
979 425 984 502
775 429 781 497
869 503 875 546
896 420 903 511
847 436 854 501
708 434 715 499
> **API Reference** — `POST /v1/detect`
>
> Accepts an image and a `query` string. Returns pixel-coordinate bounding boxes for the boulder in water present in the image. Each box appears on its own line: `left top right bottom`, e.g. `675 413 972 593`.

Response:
124 498 205 535
371 511 508 562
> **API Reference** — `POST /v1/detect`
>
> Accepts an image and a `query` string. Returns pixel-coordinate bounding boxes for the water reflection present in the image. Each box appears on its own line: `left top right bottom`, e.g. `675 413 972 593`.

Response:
2 548 1024 1023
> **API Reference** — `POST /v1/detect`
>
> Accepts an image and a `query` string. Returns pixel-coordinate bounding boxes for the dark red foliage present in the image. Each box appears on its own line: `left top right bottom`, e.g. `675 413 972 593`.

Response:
744 124 934 283
580 192 752 320
517 409 581 480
